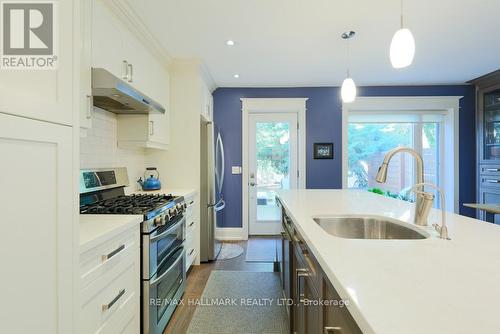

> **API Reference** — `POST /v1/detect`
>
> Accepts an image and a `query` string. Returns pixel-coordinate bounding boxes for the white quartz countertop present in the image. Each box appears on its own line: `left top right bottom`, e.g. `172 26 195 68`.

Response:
79 214 142 253
276 189 500 334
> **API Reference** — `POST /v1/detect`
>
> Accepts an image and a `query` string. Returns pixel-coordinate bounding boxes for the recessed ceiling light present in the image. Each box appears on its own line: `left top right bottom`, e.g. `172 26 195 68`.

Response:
226 40 235 46
233 74 240 78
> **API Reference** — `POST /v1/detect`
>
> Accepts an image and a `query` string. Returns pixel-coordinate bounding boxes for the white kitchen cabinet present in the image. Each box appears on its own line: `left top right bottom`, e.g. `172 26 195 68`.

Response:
79 224 140 334
91 0 127 81
0 0 75 125
184 192 198 271
0 113 75 334
80 0 93 129
92 0 170 149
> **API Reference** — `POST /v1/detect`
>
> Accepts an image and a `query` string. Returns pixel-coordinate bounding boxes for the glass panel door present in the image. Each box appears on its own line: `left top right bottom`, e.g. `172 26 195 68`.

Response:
483 89 500 160
248 113 298 235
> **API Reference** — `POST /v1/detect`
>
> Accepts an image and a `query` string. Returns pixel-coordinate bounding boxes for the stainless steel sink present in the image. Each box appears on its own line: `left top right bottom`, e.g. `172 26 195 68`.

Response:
313 215 429 240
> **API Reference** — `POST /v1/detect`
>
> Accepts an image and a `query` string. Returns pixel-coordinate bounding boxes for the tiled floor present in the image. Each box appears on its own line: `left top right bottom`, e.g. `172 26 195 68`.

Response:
163 236 279 334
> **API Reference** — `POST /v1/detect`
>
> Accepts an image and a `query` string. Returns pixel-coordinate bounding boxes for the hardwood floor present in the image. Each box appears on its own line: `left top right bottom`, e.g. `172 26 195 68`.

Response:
163 237 279 334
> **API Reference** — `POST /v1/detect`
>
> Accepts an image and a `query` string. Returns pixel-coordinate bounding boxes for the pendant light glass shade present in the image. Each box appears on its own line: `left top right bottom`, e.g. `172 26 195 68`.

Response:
341 77 357 103
390 28 415 69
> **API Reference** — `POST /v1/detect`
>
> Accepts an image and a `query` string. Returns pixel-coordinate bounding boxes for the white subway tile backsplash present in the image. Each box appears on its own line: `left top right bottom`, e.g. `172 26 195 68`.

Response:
80 108 146 190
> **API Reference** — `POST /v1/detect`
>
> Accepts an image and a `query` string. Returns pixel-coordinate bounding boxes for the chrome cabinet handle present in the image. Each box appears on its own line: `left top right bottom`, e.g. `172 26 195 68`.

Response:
149 120 154 136
189 248 195 256
296 268 308 303
102 289 125 311
127 63 133 82
122 60 128 80
486 168 500 172
188 221 195 227
102 244 125 262
324 327 343 334
485 179 500 183
86 95 93 119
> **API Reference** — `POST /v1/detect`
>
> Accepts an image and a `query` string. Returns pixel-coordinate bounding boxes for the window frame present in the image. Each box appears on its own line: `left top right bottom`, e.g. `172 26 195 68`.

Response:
342 96 461 213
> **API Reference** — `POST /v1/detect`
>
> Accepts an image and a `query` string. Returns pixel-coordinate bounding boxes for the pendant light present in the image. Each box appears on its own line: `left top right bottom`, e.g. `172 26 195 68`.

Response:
341 31 357 103
390 0 415 69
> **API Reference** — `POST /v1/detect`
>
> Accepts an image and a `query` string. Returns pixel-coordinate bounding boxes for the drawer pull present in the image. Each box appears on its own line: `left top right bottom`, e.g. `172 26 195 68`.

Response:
102 289 125 311
486 168 500 172
188 221 195 227
324 327 343 334
102 244 125 262
485 179 500 183
189 248 195 256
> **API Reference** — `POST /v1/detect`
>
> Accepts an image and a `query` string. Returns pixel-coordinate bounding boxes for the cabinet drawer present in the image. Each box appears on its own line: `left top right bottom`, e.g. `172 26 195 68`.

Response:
80 228 139 288
480 164 500 176
79 258 139 334
293 230 320 289
322 278 362 334
480 175 500 189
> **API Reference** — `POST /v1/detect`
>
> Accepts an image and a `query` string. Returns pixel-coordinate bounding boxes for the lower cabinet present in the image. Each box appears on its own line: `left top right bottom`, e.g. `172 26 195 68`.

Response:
284 209 362 334
79 225 140 334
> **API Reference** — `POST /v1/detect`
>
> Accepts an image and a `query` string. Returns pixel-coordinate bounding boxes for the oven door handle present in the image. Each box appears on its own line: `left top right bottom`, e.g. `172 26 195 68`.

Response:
149 249 185 287
150 217 185 243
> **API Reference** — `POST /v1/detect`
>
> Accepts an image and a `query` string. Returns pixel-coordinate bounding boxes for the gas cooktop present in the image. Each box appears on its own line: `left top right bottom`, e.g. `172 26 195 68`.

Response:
80 193 177 215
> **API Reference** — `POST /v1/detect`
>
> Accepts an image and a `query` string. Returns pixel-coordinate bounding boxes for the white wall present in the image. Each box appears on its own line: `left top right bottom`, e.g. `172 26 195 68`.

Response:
80 108 146 192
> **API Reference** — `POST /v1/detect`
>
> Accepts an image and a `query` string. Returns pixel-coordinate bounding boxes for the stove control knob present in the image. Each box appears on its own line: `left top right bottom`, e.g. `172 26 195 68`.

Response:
154 216 163 226
169 208 176 216
176 204 184 212
183 203 187 209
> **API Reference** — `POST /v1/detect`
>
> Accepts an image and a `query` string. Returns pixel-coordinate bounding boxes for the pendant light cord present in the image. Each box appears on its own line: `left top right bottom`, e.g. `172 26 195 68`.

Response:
346 38 351 77
400 0 404 28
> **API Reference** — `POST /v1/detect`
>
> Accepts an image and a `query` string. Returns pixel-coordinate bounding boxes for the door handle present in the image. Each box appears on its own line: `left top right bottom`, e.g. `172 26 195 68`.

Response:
127 63 133 82
296 268 308 303
122 60 128 80
86 95 93 119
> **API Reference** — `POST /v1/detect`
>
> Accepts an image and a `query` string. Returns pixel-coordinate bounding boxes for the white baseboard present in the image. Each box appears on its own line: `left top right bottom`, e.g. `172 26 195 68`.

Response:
215 227 247 240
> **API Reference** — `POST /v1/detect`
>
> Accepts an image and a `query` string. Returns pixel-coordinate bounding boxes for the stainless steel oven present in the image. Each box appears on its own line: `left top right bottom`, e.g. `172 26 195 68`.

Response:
143 215 186 279
142 247 186 334
142 214 186 334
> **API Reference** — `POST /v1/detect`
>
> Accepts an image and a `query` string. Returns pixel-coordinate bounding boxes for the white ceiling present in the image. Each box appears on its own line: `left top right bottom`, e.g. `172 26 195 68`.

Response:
127 0 500 87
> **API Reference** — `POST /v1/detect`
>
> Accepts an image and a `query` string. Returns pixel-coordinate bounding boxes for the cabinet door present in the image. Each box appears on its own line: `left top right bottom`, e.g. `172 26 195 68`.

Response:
91 0 126 80
0 113 74 334
0 0 74 125
80 0 93 129
323 278 363 334
479 187 500 223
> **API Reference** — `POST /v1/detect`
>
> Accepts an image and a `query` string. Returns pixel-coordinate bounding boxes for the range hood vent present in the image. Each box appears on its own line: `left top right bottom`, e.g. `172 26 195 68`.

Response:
91 68 165 114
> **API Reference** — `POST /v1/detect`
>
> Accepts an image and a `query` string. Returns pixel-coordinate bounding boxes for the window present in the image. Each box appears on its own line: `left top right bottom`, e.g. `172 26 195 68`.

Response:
347 111 443 207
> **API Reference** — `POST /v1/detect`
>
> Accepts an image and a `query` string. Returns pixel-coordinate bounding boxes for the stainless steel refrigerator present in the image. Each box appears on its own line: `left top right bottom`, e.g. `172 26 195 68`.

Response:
200 120 224 261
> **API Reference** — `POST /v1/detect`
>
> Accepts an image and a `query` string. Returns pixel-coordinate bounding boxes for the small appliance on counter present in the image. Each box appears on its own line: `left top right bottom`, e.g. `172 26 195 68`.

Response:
138 167 162 191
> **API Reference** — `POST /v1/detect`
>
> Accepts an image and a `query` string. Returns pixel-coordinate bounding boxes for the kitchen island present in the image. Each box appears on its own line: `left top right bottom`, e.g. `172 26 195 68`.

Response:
277 189 500 334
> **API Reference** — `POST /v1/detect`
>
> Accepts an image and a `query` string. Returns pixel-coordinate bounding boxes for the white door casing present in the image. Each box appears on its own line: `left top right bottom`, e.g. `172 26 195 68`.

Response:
241 98 307 239
248 112 298 235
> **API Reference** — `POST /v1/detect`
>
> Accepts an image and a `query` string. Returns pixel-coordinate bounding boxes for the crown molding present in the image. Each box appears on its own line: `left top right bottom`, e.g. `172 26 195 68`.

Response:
105 0 173 68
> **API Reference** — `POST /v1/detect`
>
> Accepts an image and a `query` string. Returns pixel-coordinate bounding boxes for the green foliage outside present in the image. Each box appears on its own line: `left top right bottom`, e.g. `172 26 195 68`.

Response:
348 122 437 189
256 122 290 185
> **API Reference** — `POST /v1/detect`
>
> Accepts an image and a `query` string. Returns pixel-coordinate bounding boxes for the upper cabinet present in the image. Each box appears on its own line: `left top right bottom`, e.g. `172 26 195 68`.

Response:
86 0 170 149
0 0 75 125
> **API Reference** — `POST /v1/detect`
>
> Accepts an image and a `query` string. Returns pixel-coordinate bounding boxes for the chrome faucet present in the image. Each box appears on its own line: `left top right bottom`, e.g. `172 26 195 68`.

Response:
375 147 428 226
410 182 450 240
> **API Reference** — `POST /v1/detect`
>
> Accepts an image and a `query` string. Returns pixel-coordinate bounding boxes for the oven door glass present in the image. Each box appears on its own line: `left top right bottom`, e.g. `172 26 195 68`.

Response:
146 247 186 333
148 215 186 278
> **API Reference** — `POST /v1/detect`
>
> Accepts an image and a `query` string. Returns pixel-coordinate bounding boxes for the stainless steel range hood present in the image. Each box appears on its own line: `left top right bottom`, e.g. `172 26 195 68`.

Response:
91 68 165 114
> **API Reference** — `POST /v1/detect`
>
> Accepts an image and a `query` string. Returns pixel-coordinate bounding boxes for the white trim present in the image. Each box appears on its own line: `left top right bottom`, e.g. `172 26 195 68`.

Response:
342 96 462 213
215 227 247 241
241 98 308 238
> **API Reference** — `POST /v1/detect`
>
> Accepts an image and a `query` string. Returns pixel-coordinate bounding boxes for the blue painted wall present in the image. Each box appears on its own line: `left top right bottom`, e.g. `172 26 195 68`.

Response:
213 85 476 228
